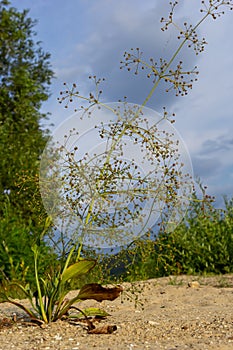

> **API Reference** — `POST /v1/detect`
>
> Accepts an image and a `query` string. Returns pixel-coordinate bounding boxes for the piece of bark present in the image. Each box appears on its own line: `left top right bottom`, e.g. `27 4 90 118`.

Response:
88 324 117 334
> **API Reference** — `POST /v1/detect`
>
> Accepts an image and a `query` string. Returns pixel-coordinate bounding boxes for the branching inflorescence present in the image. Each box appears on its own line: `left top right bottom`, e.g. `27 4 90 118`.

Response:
52 0 233 247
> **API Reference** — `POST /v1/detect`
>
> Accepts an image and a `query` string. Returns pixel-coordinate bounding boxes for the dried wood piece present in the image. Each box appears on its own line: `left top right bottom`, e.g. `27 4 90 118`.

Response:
88 324 117 334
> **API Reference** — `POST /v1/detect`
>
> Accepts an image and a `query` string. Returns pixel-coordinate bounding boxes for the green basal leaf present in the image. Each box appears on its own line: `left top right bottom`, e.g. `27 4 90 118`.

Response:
69 307 110 319
7 281 33 300
61 259 96 284
0 292 9 303
1 296 38 319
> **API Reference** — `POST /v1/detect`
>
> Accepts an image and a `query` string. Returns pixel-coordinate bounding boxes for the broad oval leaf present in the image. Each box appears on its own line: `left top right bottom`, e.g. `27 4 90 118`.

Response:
61 259 96 284
69 307 110 319
77 283 123 302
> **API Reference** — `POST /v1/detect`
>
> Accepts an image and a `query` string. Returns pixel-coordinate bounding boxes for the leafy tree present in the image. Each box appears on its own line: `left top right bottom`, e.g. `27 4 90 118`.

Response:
0 0 54 226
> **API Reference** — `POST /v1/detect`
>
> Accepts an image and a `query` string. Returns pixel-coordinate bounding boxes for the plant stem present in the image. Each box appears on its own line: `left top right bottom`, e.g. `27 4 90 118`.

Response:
32 245 48 323
142 11 209 107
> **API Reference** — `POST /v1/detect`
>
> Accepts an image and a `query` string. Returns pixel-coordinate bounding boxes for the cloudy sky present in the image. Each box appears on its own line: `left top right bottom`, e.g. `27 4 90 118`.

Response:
11 0 233 207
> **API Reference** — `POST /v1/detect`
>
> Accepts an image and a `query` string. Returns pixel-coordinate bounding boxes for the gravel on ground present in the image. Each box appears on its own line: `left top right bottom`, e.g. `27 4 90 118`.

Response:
0 274 233 350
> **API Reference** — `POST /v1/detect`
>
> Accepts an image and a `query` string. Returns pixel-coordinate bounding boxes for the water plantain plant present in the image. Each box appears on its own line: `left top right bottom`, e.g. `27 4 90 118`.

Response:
1 0 232 328
0 218 123 325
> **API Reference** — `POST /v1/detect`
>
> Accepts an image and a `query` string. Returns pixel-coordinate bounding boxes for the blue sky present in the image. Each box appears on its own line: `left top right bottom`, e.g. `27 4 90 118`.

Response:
11 0 233 207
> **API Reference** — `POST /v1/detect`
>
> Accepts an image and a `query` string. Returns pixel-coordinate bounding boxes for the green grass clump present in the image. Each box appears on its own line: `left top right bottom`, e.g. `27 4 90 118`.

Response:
0 201 57 287
120 196 233 281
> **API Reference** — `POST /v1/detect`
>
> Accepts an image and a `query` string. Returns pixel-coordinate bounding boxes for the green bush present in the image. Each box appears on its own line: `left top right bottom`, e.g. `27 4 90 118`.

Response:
0 199 57 286
168 202 233 275
111 195 233 282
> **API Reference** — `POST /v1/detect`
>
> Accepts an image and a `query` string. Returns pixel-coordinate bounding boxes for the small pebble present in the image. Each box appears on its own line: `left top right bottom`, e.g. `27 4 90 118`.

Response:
188 281 200 288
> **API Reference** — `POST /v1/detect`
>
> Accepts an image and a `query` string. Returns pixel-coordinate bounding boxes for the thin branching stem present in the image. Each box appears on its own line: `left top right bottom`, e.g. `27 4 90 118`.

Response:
142 11 210 106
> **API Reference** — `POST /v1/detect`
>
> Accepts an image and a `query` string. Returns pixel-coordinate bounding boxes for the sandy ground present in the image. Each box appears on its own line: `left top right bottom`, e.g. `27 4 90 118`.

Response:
0 274 233 350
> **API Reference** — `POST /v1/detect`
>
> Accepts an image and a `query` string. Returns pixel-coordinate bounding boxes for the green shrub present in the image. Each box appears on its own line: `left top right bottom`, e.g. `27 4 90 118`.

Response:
122 196 233 281
170 197 233 274
0 199 57 286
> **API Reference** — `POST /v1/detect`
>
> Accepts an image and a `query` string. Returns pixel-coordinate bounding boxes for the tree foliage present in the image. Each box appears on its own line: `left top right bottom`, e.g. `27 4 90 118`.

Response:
0 0 54 225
